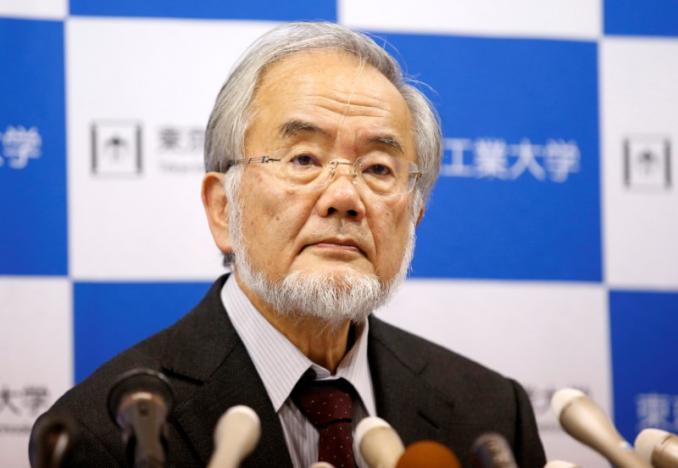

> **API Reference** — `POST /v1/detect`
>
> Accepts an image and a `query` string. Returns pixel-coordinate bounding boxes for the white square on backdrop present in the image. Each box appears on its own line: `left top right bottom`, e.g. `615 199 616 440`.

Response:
339 0 601 40
0 277 72 468
601 37 678 289
66 18 279 280
0 0 66 19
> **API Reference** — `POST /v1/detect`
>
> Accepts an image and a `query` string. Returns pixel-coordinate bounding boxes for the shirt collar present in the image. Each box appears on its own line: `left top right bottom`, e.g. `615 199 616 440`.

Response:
221 274 375 416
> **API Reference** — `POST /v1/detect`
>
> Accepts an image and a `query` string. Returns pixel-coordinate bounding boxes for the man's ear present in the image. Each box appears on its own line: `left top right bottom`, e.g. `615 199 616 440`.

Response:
201 172 233 256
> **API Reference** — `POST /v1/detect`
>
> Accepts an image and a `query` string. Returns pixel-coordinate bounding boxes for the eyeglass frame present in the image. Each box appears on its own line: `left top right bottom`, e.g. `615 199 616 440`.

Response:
219 154 424 196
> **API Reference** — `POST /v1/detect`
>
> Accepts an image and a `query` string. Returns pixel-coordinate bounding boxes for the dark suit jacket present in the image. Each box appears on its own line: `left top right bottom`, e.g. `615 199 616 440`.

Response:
31 275 546 467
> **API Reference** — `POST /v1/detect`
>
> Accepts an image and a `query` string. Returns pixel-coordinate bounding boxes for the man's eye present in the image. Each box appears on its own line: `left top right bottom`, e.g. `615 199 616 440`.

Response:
289 154 320 166
364 163 394 177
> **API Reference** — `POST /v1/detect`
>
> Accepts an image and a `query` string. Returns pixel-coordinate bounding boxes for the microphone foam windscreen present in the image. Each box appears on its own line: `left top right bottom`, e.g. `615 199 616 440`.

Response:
395 441 460 468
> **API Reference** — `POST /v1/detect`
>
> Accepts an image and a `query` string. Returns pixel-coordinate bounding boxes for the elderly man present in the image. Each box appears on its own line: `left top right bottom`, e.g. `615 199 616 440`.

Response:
31 22 545 467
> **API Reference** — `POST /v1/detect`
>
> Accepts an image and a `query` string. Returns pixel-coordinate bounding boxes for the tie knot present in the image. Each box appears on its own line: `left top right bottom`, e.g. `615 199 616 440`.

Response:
292 379 355 428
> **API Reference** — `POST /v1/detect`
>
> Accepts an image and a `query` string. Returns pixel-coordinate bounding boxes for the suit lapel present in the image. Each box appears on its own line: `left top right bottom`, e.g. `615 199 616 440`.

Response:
368 316 455 445
160 276 293 467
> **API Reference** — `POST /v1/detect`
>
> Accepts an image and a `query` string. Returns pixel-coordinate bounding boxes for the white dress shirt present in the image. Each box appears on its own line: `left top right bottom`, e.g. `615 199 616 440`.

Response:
221 275 376 468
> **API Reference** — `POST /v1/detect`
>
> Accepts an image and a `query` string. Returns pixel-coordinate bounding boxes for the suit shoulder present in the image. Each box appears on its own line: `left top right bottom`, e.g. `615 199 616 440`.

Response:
50 277 224 415
59 325 171 404
370 316 515 395
368 318 546 466
41 323 176 462
54 325 168 386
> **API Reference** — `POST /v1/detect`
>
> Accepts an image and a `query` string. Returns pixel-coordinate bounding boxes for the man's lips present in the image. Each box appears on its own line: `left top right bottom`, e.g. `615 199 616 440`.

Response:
304 238 367 257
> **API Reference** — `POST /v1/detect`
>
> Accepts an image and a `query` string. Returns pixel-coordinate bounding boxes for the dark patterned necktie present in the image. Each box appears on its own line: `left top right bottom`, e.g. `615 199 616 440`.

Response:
292 378 357 468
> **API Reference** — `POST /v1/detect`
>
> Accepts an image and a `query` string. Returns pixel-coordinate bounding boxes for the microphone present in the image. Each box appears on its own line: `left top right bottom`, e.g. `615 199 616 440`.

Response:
551 388 651 468
29 412 79 468
544 461 580 468
395 440 460 468
634 428 678 468
107 368 174 468
355 417 405 468
208 405 261 468
470 433 517 468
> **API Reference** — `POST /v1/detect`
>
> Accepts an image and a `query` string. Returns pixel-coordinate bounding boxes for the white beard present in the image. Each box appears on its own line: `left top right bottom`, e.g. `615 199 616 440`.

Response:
225 177 415 325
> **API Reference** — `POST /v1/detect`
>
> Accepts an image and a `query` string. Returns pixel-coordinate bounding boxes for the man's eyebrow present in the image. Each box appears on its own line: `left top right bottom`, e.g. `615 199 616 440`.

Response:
278 120 404 154
278 119 329 139
368 134 404 155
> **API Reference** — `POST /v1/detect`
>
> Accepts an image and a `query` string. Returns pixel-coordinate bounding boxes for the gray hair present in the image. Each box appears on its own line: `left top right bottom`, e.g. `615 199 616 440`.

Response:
204 21 442 205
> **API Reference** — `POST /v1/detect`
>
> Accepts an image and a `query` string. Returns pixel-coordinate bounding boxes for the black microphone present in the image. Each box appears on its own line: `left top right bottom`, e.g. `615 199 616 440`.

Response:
107 368 174 468
29 412 79 468
470 433 518 468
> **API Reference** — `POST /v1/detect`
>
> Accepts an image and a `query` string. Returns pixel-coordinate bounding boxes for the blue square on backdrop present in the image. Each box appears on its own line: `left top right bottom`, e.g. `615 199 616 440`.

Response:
70 0 336 21
605 0 678 36
610 290 678 442
0 19 67 275
610 291 678 441
371 33 601 281
74 281 212 383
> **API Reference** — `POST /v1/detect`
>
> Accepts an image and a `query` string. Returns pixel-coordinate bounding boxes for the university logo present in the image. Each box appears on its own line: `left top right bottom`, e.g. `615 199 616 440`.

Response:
0 384 50 434
157 126 203 154
623 136 672 191
636 392 678 432
156 125 204 173
0 125 42 170
442 137 581 183
91 121 143 176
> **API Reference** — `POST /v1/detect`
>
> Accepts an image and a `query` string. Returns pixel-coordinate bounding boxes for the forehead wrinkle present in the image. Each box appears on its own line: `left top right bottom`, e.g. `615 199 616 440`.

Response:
311 96 389 118
334 56 368 132
306 96 408 156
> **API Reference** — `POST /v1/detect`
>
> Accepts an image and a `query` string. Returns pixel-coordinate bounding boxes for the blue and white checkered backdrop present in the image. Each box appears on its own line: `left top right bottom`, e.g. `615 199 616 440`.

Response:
1 1 677 466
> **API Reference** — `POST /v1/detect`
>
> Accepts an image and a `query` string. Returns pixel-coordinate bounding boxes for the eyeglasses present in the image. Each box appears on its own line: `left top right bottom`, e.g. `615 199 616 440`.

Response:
223 149 422 196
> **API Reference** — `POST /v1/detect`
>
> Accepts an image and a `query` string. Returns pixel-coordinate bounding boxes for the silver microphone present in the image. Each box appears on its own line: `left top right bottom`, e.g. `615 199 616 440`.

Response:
544 461 580 468
355 417 405 468
634 428 678 468
551 388 650 468
208 405 261 468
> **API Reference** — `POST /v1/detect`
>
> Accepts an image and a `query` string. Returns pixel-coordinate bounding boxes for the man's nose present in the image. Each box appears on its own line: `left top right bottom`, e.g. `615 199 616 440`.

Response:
315 166 366 221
